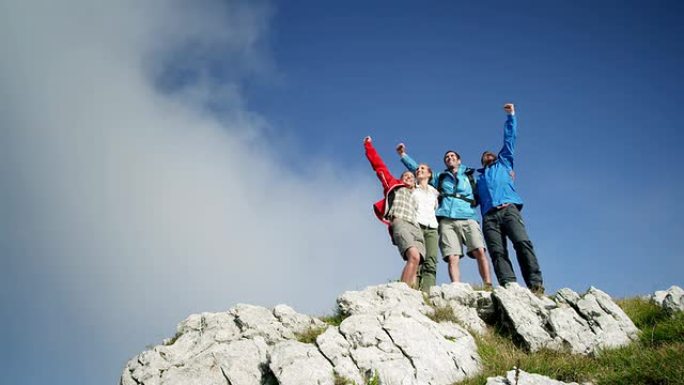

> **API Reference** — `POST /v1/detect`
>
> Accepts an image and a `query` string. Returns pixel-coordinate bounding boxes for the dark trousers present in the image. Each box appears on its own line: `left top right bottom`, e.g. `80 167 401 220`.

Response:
482 205 543 288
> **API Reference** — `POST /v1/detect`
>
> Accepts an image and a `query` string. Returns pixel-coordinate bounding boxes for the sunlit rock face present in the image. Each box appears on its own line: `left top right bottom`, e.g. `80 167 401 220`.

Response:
120 283 481 385
121 281 646 385
492 283 638 355
652 285 684 315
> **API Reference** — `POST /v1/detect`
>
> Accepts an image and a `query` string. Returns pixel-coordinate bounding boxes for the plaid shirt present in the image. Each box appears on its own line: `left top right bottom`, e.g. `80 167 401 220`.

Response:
387 187 418 224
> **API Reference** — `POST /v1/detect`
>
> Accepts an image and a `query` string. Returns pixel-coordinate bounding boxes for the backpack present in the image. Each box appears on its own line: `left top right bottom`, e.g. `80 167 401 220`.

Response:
437 168 479 208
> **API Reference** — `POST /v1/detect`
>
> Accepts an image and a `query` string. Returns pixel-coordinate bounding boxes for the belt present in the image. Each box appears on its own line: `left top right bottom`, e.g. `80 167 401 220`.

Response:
389 217 420 227
419 223 436 230
486 203 512 215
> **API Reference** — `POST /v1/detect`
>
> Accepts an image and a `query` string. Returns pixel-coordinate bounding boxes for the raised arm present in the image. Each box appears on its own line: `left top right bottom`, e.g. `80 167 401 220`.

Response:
397 143 438 186
364 136 397 189
498 103 517 168
396 143 419 172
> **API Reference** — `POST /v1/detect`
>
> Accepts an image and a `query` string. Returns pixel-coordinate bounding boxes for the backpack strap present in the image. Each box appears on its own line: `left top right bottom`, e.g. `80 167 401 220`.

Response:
438 170 478 208
465 168 479 208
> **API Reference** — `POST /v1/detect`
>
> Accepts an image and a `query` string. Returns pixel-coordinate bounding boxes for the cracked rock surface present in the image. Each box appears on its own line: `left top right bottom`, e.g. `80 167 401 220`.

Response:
331 307 481 385
121 305 323 385
651 285 684 314
485 369 585 385
337 282 434 316
428 282 495 335
121 284 481 385
121 282 644 385
493 283 638 354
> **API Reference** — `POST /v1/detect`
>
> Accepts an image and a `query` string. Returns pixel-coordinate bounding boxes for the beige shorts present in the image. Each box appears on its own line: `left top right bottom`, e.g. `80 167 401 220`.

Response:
390 218 426 260
438 218 485 260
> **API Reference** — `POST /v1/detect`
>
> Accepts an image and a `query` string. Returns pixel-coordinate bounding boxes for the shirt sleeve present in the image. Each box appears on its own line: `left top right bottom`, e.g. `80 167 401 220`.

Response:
401 153 439 187
498 114 517 168
365 141 398 189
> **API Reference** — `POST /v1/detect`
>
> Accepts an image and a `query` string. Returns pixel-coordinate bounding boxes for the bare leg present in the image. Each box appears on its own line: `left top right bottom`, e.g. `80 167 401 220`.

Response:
470 248 492 285
447 254 461 283
401 247 421 287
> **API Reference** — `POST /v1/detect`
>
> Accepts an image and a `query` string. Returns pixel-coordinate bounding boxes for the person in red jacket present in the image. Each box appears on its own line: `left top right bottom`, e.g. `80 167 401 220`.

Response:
364 136 425 287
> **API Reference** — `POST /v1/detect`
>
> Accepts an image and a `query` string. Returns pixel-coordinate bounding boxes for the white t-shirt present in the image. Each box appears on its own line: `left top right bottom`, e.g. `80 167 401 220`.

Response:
411 184 439 228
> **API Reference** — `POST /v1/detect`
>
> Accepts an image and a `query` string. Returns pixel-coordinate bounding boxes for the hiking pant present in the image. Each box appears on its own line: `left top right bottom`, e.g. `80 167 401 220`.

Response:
418 226 438 291
482 205 543 288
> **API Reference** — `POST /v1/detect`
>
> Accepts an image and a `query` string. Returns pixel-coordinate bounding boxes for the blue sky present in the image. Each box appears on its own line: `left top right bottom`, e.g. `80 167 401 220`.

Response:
1 1 683 384
247 0 684 290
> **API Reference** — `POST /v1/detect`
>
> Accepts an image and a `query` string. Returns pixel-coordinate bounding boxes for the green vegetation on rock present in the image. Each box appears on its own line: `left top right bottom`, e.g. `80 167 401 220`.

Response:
454 296 684 385
332 371 381 385
320 307 350 327
294 326 327 344
427 304 461 324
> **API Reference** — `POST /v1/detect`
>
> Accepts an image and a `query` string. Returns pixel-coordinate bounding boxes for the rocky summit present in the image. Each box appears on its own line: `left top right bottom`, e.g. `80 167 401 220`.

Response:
121 283 676 385
651 285 684 315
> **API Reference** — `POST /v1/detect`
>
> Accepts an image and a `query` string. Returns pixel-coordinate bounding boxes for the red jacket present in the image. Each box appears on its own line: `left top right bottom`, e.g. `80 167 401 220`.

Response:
364 141 408 224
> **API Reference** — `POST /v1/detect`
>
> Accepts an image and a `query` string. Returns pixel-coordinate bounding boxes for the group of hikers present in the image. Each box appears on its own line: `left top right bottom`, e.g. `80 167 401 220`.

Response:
365 103 544 294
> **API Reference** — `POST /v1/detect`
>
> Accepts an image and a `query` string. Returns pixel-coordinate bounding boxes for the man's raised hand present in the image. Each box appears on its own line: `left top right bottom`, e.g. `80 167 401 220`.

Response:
503 103 515 115
396 143 406 156
364 136 372 144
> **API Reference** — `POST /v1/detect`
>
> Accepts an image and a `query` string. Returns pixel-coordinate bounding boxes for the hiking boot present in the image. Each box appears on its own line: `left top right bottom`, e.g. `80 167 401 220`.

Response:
530 285 545 297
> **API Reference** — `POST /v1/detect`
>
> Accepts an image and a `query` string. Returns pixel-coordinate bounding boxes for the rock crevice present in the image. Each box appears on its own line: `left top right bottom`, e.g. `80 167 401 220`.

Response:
121 282 660 385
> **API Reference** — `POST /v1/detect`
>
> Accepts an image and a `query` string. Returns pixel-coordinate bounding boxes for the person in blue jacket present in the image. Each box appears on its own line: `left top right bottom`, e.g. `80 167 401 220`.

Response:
397 143 492 288
478 103 544 294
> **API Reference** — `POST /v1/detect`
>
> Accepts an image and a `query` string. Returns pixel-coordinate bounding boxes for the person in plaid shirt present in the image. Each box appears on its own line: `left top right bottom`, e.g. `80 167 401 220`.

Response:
364 136 425 287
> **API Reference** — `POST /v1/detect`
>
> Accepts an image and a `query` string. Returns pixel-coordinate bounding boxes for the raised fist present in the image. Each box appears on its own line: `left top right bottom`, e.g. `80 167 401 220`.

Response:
364 136 372 143
396 143 406 156
503 103 515 115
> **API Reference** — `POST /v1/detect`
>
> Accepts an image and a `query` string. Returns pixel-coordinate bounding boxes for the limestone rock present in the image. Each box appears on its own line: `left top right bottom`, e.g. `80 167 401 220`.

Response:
485 369 585 385
269 340 334 385
560 287 638 350
335 307 481 385
122 337 270 385
337 282 433 316
316 327 365 385
122 282 643 385
492 283 559 352
121 305 322 385
231 304 324 343
428 282 494 334
493 284 638 354
652 285 684 314
546 305 596 355
121 292 481 385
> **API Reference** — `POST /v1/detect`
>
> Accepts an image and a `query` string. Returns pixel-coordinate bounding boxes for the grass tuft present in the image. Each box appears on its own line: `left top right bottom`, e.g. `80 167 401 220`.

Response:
453 296 684 385
618 297 684 347
428 305 460 324
294 326 327 344
617 297 666 328
365 371 381 385
320 307 350 327
333 372 354 385
332 370 381 385
163 330 182 346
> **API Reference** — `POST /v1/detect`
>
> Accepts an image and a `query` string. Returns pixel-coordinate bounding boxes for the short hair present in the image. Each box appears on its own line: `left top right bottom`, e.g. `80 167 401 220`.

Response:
481 151 496 165
443 150 461 162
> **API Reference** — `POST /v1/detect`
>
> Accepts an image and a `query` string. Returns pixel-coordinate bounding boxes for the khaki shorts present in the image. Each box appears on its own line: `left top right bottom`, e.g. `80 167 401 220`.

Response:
438 218 485 260
390 218 426 260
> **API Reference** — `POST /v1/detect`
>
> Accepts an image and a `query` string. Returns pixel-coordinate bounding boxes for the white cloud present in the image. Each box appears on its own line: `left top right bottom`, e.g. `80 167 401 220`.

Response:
0 0 394 381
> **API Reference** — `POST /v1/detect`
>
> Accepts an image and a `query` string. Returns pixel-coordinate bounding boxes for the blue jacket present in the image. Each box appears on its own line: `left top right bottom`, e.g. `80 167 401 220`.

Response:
401 154 478 220
477 114 524 215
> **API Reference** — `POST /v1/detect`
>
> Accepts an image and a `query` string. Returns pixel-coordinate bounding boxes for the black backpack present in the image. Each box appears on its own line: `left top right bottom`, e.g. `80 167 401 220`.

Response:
437 168 479 208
